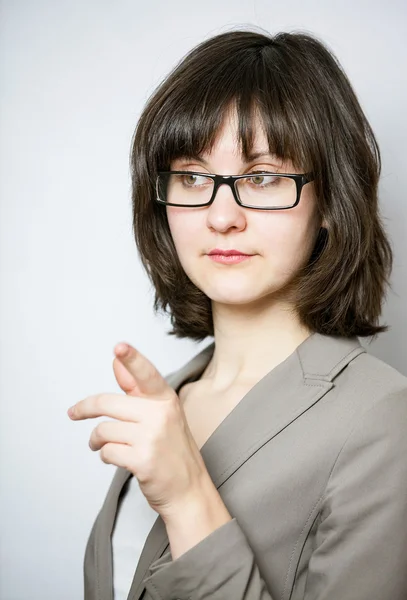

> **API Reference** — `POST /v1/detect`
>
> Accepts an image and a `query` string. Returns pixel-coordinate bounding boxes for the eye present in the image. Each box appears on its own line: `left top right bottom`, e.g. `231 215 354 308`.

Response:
176 172 211 188
247 171 280 187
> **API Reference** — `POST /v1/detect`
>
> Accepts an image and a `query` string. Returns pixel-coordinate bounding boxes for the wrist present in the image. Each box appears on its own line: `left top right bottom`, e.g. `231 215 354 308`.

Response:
162 474 226 524
161 477 233 559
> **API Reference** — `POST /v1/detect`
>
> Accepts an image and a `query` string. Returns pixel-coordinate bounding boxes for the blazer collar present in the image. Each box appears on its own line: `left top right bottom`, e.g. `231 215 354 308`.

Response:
98 331 366 600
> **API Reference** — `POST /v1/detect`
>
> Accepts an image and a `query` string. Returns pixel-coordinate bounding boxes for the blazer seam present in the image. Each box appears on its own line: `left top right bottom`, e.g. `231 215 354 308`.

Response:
300 510 324 600
281 419 360 600
282 493 325 600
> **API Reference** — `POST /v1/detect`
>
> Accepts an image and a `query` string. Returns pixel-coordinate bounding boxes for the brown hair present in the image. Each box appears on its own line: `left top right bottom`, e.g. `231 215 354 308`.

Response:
130 27 393 341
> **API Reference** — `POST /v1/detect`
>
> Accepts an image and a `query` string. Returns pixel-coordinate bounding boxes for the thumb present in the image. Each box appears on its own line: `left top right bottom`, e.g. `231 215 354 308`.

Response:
113 355 140 396
112 342 172 399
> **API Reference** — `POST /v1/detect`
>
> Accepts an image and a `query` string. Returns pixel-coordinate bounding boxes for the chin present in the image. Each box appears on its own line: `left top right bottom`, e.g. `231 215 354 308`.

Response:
201 284 273 305
184 265 286 302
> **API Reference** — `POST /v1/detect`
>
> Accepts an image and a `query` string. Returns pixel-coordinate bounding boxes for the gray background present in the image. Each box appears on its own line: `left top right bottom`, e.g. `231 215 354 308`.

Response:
0 0 406 598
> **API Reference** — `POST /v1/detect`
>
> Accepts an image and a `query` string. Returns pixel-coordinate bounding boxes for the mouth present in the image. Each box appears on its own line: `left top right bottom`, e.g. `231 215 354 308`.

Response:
206 253 254 264
207 249 253 257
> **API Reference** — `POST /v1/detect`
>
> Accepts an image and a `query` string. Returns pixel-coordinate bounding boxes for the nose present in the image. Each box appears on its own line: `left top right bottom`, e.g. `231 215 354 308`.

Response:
205 181 247 232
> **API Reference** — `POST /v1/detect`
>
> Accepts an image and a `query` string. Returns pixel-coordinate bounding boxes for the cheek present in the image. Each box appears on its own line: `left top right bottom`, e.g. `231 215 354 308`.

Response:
259 209 318 270
166 209 201 257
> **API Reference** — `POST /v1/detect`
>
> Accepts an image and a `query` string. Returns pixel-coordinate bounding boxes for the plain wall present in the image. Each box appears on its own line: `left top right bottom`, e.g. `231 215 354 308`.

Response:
0 1 406 598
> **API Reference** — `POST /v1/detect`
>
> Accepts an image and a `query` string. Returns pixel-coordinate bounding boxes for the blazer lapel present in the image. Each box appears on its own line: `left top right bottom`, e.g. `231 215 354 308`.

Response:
99 332 366 600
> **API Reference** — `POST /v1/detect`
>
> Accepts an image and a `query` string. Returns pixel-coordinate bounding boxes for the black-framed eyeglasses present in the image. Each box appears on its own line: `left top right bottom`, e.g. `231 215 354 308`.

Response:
155 170 315 210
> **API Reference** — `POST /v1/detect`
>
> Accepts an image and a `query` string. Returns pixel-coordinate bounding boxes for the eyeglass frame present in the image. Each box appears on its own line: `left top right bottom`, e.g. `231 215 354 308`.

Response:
155 170 315 210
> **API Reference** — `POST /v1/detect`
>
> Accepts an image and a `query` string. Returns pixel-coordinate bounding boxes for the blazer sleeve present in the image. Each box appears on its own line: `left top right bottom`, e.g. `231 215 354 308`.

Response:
142 387 407 600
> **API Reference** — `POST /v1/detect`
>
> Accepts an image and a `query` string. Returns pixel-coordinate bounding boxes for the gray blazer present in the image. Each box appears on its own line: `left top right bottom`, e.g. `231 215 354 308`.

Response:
84 332 407 600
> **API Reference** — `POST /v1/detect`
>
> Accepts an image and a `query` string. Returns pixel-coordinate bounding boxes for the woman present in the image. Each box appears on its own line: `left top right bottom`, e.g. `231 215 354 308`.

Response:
70 28 407 599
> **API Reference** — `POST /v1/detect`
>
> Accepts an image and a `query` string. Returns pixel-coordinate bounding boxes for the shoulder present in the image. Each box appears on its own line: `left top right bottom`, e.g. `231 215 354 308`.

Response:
346 345 407 387
297 332 407 430
334 346 407 414
323 349 407 491
304 332 407 422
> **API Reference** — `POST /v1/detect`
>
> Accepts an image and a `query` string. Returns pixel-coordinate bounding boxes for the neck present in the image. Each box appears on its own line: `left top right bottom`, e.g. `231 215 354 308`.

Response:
201 299 312 391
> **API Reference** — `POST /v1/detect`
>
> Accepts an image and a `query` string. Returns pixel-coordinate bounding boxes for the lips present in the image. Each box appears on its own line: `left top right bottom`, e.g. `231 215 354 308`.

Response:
208 249 251 256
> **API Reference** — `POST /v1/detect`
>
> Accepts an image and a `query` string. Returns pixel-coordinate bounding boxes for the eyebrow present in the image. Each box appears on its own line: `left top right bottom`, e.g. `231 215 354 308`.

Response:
175 151 280 165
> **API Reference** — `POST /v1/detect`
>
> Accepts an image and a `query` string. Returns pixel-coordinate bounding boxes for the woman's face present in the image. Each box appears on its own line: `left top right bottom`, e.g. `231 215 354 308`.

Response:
166 110 323 308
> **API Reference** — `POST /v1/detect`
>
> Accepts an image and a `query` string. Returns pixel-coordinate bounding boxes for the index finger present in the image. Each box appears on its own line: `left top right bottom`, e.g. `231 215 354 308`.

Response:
68 392 151 421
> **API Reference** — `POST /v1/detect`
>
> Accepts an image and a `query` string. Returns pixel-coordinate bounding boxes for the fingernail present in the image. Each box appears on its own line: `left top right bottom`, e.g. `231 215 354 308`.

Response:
67 406 76 418
116 343 130 355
